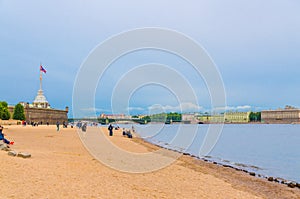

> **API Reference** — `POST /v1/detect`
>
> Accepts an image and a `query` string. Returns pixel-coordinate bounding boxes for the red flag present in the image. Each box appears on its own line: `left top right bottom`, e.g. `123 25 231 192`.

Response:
40 65 47 73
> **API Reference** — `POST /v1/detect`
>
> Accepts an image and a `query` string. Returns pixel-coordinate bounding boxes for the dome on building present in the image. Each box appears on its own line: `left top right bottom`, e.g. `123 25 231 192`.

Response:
33 89 50 108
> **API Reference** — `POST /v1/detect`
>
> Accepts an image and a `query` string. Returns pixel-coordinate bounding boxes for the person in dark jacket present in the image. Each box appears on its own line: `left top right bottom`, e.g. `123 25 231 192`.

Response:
0 125 14 145
56 121 60 131
108 124 113 136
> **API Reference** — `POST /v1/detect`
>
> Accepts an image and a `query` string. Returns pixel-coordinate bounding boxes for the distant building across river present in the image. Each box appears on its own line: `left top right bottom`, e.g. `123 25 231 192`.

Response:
198 112 251 123
261 105 300 124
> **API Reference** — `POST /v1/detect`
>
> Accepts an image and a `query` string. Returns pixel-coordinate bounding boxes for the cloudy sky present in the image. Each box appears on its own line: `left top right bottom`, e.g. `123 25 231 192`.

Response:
1 0 299 117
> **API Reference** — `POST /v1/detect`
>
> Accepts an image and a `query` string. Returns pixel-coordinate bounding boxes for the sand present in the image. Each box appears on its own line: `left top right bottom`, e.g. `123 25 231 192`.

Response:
0 125 299 199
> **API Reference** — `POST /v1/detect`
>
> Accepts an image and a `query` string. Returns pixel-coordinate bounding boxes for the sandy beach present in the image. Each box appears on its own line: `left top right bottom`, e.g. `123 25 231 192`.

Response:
1 125 300 199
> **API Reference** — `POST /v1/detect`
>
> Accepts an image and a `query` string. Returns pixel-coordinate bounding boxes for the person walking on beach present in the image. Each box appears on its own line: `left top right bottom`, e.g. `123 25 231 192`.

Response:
56 121 60 131
108 124 113 136
0 125 14 145
82 123 87 132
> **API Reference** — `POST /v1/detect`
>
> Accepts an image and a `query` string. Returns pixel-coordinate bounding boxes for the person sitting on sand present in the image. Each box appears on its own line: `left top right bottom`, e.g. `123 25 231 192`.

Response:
0 125 14 145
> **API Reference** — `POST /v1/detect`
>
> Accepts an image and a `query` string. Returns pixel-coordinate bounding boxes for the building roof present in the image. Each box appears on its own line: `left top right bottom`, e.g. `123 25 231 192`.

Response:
33 89 48 104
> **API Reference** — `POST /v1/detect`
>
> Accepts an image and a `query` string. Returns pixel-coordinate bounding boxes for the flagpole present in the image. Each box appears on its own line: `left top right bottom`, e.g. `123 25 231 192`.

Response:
40 70 42 90
39 63 42 90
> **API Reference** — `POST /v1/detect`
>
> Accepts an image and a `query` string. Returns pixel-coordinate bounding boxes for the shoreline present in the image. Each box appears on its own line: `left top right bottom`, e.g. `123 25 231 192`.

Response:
1 125 300 198
127 123 300 185
121 126 300 196
139 137 300 186
131 135 300 198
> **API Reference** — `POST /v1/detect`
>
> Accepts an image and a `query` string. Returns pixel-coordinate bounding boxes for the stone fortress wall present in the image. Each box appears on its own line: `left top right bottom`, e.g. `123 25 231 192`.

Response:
8 106 68 125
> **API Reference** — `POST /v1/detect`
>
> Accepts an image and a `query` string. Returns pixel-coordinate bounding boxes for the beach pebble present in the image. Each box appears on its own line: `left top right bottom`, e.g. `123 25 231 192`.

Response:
1 145 11 151
268 177 274 182
287 182 296 188
8 151 17 156
0 144 7 150
0 141 8 150
223 165 234 169
249 172 256 176
17 152 31 158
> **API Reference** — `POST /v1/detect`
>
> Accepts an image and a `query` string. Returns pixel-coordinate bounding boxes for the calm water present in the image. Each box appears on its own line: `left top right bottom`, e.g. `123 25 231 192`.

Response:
130 124 300 183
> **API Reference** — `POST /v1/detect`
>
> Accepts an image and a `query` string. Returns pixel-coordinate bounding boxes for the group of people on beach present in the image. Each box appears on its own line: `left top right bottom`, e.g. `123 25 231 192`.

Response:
108 124 133 138
56 121 68 131
28 121 50 127
0 123 134 146
0 125 14 145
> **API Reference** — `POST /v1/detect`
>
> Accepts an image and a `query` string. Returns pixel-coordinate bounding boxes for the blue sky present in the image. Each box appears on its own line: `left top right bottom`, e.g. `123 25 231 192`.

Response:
1 0 300 117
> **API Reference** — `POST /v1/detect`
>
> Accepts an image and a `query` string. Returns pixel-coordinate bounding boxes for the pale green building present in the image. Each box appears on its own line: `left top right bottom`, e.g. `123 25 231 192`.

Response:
198 112 251 123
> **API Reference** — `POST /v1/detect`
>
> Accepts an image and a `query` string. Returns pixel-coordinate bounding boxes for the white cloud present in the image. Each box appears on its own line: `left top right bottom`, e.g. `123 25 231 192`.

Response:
236 105 251 110
148 102 203 113
127 106 145 111
213 105 252 112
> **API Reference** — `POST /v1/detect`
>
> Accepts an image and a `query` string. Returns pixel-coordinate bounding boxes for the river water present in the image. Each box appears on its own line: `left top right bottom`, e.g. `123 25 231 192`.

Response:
130 123 300 183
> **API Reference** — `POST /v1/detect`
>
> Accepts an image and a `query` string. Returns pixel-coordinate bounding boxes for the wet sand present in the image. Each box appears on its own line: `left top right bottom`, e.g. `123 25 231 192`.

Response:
0 125 299 199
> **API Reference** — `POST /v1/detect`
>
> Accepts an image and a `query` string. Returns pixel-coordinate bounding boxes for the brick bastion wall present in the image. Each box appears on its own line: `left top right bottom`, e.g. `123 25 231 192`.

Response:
8 106 68 125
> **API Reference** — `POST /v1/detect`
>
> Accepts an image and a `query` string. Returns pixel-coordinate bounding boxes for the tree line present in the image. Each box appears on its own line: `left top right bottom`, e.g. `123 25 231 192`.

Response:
141 112 182 123
249 112 261 122
0 101 25 120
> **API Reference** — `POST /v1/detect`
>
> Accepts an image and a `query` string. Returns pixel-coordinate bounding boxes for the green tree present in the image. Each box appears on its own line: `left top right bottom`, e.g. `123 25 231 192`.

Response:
165 112 182 122
0 101 11 120
13 103 26 120
256 112 261 121
150 113 167 122
249 112 261 122
148 112 182 123
141 116 151 123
